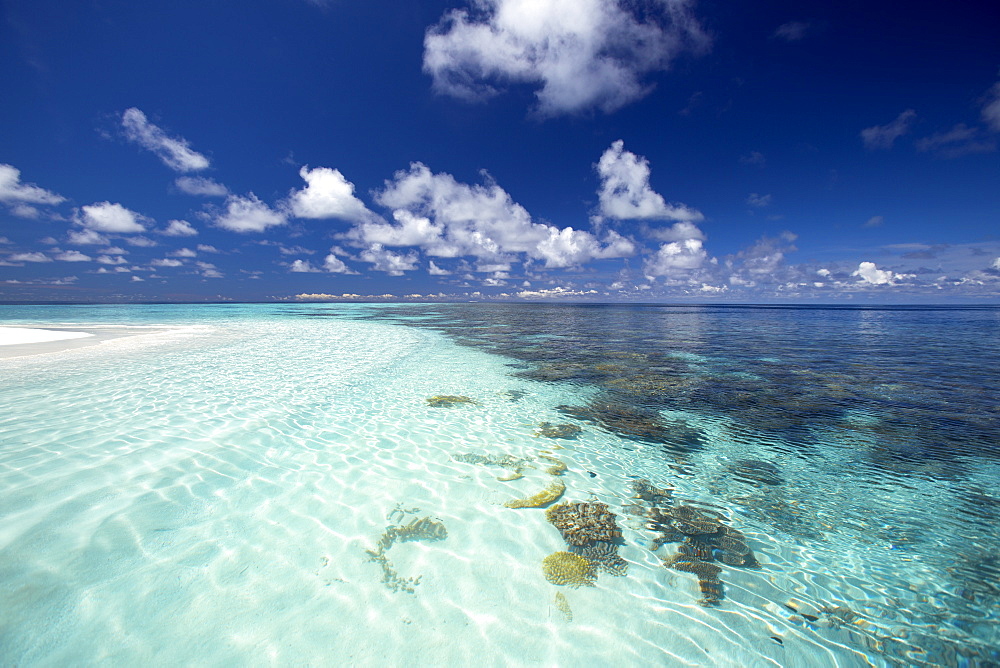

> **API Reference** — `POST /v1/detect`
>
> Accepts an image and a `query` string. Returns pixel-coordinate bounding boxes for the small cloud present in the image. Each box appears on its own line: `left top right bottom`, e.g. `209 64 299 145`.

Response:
121 108 209 172
916 124 996 158
852 261 914 285
167 248 197 258
289 259 322 273
161 219 198 237
678 91 704 116
10 204 41 219
285 166 378 223
359 243 418 276
322 253 358 274
0 163 65 206
746 193 772 207
982 82 1000 132
861 109 916 150
96 254 127 265
67 229 109 245
864 215 884 227
175 176 228 197
773 21 809 42
197 244 219 253
595 140 703 222
125 236 157 247
739 151 766 167
214 193 287 233
428 260 451 275
151 258 184 268
195 261 222 278
54 250 92 262
131 275 144 282
77 201 146 233
9 251 51 262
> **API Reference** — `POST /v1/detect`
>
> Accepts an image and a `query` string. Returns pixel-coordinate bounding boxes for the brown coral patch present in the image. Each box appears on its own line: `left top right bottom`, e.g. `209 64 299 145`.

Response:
569 540 629 576
504 480 565 509
542 551 596 588
669 505 724 535
546 502 623 545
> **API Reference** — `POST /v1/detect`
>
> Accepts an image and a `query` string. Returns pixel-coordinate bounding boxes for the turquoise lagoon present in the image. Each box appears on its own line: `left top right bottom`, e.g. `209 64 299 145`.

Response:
1 303 998 666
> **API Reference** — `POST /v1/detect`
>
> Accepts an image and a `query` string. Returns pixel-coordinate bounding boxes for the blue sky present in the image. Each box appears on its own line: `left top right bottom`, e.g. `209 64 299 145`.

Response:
1 0 998 303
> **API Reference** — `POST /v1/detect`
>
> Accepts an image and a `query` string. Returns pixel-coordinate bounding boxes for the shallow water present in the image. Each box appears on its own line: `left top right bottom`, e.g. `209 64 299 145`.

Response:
1 303 997 666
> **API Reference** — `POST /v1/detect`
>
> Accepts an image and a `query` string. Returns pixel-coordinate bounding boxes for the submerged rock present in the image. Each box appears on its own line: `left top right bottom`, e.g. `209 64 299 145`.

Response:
426 395 476 407
536 422 583 439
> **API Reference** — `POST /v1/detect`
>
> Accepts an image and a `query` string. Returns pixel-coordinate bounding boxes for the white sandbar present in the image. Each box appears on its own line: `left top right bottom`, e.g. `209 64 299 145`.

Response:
0 327 95 346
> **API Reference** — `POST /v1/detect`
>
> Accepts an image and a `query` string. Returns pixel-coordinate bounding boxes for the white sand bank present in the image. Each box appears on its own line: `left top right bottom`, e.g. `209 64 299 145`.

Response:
0 327 95 346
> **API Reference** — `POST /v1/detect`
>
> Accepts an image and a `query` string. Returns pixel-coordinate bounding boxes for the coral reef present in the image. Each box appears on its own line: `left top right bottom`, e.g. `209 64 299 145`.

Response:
569 540 629 576
668 505 724 535
427 395 476 407
504 480 566 508
536 422 582 439
554 591 573 621
631 478 674 506
538 453 568 476
546 502 628 577
365 550 421 594
367 513 447 593
546 502 623 545
641 498 758 604
663 555 724 606
542 551 596 588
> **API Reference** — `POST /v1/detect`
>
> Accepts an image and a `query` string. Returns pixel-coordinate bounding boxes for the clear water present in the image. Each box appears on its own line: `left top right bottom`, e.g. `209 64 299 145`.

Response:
1 303 998 666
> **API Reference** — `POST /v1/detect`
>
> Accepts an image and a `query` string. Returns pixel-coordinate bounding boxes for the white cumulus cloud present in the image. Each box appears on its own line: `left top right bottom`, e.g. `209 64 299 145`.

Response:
286 166 378 222
595 141 702 222
359 243 419 275
77 201 146 233
214 194 287 233
54 250 92 262
0 164 65 205
322 253 358 274
121 108 210 172
9 252 51 263
161 219 198 237
644 238 708 277
289 259 322 273
852 261 914 285
423 0 710 116
367 162 632 268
